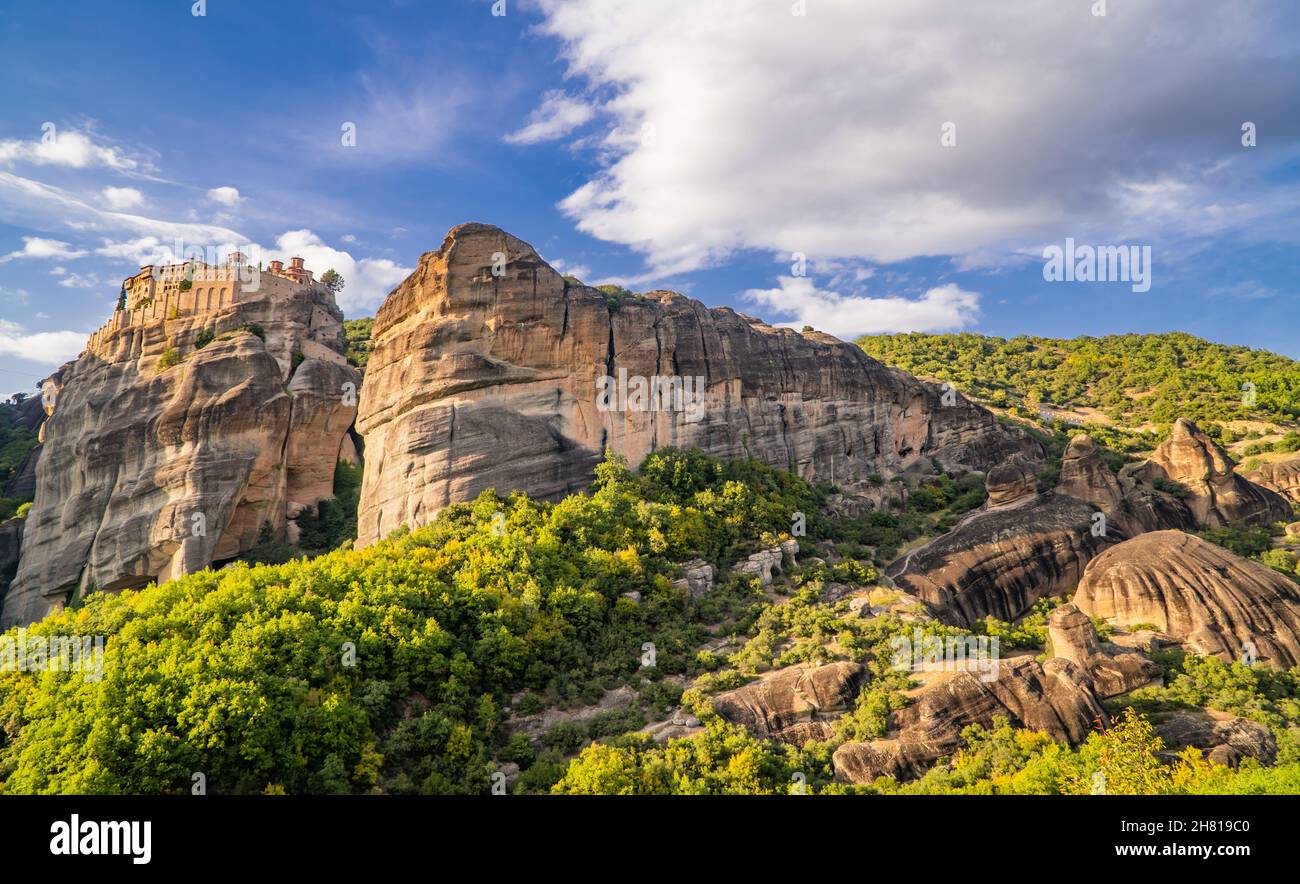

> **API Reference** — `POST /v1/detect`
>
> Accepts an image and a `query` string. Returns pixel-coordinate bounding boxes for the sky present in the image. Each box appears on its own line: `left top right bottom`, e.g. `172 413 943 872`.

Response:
1 0 1298 398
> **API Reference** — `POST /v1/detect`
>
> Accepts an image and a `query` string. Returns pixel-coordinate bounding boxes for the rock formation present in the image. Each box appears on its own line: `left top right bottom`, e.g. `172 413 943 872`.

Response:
1126 419 1291 527
832 656 1104 783
354 223 1040 545
1074 530 1300 669
1057 433 1195 535
1047 603 1161 697
712 661 865 745
1246 455 1300 507
0 279 359 628
887 489 1122 626
984 454 1039 507
1156 713 1277 767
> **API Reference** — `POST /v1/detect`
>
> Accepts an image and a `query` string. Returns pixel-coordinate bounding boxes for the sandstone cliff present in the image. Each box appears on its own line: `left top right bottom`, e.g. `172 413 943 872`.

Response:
1074 530 1300 669
0 283 359 628
354 223 1040 545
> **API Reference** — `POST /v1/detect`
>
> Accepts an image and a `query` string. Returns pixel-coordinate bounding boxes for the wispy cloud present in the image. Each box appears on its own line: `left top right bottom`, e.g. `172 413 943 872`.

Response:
504 91 595 145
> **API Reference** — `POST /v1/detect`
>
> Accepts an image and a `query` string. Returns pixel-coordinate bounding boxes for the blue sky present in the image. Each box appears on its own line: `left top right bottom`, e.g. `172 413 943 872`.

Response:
1 0 1298 398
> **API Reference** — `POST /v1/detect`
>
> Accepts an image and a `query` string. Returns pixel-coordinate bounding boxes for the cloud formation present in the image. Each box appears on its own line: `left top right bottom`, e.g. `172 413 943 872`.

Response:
505 91 595 145
0 236 87 263
532 0 1300 274
101 186 143 210
744 277 981 340
0 319 86 365
0 128 144 173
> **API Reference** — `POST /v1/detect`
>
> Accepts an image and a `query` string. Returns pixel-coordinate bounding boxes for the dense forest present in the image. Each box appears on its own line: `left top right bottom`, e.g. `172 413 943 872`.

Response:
857 332 1300 439
3 448 1298 795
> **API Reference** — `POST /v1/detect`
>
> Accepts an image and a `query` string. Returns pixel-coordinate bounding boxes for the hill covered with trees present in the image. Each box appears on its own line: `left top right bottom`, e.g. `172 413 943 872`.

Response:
857 332 1300 444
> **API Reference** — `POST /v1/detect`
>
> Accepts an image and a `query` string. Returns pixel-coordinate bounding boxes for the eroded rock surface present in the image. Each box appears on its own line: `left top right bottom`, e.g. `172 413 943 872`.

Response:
1047 602 1161 698
354 223 1040 545
712 661 865 744
1246 456 1300 507
1075 530 1300 669
1 285 358 628
1129 419 1291 527
1057 433 1195 535
887 491 1121 626
833 657 1104 783
1156 713 1277 767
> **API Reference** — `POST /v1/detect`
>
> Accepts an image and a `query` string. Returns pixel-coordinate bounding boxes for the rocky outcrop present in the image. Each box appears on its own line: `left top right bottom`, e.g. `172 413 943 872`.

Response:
832 657 1104 783
985 455 1038 507
1047 603 1160 697
887 491 1122 626
1156 713 1277 767
712 661 865 745
0 284 358 628
672 559 715 598
1246 456 1300 507
1128 419 1291 527
354 223 1040 545
1075 531 1300 669
1057 434 1195 535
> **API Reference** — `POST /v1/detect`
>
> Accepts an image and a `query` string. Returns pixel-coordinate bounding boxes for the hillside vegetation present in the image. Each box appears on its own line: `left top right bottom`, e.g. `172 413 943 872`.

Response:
857 332 1300 439
4 447 1300 795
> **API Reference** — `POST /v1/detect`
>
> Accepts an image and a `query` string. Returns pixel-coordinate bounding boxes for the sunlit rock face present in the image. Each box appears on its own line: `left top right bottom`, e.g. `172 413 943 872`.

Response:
355 222 1041 546
0 283 357 628
1075 530 1300 670
1127 419 1292 528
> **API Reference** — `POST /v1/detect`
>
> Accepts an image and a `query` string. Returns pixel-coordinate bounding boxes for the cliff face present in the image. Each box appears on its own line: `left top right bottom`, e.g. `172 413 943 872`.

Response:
0 284 359 628
355 223 1040 545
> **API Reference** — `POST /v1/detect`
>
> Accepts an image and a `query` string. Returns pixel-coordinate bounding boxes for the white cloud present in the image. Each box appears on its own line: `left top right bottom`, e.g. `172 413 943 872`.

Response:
101 186 144 210
207 186 242 206
0 172 247 251
0 236 87 263
0 319 86 365
547 256 593 281
55 271 104 290
531 0 1300 274
264 230 411 314
743 277 980 340
0 129 143 173
505 91 596 145
95 236 167 264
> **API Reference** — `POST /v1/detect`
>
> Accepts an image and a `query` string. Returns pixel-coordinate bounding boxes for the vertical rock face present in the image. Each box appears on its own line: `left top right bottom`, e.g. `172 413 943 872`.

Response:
1075 531 1300 669
355 223 1040 545
0 286 359 628
1131 419 1292 527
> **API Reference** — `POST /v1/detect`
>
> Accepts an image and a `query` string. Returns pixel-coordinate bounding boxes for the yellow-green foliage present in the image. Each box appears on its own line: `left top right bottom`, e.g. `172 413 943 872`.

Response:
0 450 818 794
